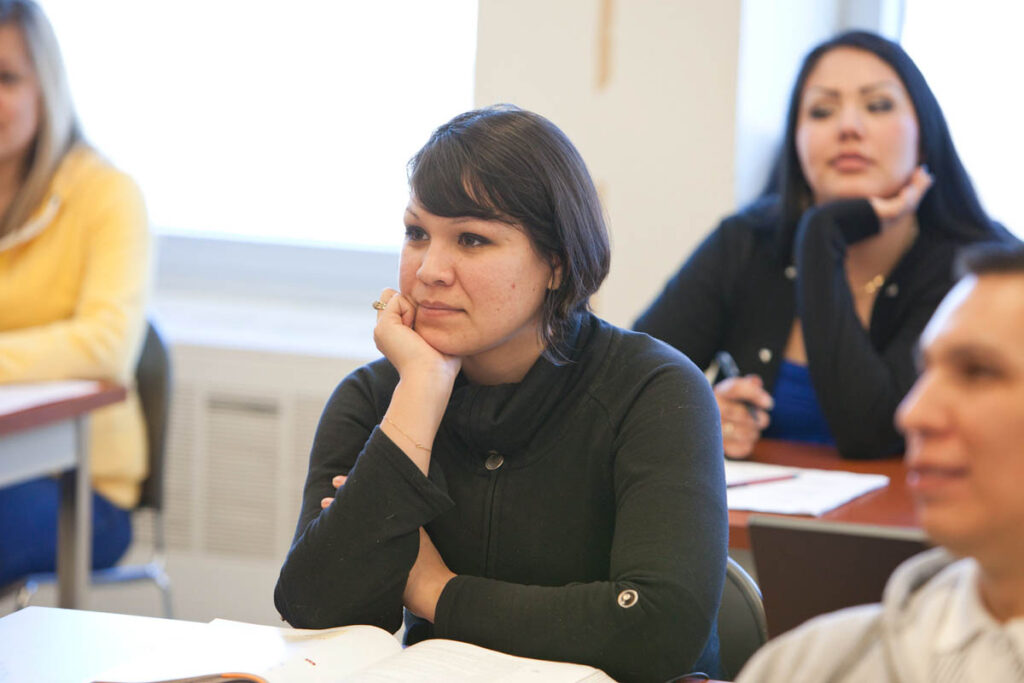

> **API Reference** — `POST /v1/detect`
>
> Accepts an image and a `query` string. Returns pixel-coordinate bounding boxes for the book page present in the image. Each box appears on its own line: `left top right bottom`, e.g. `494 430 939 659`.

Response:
94 620 401 682
346 638 615 682
218 620 402 680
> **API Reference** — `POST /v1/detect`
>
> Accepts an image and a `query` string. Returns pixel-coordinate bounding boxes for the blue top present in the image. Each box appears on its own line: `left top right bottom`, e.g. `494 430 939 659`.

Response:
762 360 835 445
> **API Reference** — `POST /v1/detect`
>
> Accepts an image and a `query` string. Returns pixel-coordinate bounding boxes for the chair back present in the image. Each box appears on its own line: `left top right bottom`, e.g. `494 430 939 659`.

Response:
135 322 171 512
749 515 929 638
717 556 768 679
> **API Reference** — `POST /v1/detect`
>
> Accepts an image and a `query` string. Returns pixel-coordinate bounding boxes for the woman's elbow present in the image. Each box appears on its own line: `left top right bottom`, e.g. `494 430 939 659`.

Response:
597 594 715 682
274 558 406 631
273 571 356 629
70 312 145 381
603 625 711 682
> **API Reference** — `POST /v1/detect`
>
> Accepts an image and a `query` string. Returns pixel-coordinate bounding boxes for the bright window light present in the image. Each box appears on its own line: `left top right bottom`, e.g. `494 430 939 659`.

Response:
902 0 1023 239
40 1 477 250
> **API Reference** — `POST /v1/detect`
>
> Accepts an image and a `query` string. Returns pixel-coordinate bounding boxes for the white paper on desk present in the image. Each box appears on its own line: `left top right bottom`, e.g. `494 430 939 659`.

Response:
0 380 100 415
726 462 889 516
724 461 801 487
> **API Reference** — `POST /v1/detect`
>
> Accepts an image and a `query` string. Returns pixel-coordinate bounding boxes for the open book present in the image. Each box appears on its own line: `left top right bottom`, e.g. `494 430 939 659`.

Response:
94 618 615 682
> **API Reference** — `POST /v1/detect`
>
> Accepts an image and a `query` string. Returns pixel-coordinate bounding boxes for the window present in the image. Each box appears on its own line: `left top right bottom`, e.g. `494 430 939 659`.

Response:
41 0 478 250
902 0 1024 238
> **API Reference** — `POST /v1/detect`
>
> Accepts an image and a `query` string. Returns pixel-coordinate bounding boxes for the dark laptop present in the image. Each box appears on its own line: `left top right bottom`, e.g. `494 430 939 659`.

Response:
748 515 930 638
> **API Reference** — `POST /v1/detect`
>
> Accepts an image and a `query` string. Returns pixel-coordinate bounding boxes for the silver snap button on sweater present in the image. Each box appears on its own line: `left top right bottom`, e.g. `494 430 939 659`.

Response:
485 451 504 471
617 589 639 608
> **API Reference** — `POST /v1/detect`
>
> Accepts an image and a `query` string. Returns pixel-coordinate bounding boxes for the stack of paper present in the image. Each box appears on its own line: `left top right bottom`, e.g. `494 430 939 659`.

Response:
725 461 889 516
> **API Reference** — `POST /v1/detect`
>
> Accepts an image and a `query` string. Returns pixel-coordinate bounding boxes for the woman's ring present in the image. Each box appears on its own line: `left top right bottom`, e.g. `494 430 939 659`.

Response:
372 299 387 311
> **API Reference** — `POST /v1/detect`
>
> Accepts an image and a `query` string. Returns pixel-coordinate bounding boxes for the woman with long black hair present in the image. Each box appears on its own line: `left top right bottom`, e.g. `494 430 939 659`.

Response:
636 30 1014 460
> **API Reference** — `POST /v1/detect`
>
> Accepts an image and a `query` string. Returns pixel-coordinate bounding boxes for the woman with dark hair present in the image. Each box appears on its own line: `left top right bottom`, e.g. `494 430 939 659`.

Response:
635 30 1012 460
0 0 149 585
275 106 728 682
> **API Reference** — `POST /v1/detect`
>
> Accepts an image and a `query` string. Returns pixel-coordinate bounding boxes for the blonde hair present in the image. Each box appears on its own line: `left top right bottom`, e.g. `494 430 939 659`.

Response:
0 0 81 239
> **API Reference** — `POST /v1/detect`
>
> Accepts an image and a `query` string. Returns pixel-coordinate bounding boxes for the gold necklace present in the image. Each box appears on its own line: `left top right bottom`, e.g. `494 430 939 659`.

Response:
863 273 885 295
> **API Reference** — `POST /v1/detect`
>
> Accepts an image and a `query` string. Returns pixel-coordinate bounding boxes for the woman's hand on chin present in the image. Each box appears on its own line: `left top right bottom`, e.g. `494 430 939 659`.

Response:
869 165 933 228
373 288 462 383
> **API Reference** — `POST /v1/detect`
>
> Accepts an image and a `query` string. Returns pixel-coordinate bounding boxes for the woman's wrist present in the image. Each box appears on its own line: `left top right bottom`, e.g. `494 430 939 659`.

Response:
409 571 455 624
381 374 456 473
395 369 458 411
400 361 460 389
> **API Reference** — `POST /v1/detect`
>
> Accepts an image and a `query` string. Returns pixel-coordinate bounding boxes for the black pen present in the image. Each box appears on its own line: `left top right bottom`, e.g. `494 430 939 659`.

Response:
714 351 763 420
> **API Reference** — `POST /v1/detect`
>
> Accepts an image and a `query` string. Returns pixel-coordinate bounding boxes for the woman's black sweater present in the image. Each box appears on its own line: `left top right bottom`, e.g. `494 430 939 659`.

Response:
275 314 728 682
635 197 985 459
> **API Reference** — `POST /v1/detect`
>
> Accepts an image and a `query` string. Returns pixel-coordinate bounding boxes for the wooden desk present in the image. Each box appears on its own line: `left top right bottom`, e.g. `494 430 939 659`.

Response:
0 382 126 608
729 439 916 549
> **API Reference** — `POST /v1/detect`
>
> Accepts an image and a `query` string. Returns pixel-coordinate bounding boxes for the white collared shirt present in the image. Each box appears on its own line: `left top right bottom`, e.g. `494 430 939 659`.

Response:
899 558 1024 682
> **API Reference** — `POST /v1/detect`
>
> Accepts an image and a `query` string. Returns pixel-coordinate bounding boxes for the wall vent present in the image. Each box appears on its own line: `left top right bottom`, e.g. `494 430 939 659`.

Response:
157 344 367 562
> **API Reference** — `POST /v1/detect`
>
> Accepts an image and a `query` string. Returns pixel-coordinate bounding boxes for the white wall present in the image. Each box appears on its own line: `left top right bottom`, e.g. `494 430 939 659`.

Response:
475 0 742 327
734 0 839 206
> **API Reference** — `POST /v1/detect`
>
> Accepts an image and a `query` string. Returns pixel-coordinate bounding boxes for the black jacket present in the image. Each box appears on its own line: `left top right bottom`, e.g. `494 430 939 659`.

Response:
275 314 728 682
635 197 982 459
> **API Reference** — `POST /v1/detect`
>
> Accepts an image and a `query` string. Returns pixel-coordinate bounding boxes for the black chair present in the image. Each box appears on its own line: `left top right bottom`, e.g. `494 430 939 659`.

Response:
15 322 174 616
716 556 768 679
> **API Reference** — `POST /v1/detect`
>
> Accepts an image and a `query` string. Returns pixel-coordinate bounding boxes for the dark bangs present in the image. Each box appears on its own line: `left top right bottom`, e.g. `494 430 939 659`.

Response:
408 108 564 259
409 127 518 226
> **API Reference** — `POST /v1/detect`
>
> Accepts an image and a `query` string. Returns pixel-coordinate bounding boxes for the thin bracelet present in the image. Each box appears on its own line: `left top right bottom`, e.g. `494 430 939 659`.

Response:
384 416 432 453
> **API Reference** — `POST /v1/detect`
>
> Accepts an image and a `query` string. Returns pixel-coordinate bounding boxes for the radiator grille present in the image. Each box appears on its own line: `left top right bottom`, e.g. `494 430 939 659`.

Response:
203 393 281 557
154 344 366 562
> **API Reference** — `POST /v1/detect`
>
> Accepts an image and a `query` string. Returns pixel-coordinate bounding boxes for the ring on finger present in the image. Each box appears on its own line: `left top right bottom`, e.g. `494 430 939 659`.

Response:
371 299 387 311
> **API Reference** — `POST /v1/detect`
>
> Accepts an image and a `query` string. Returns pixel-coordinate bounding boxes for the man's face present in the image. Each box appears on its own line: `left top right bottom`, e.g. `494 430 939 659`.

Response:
896 273 1024 563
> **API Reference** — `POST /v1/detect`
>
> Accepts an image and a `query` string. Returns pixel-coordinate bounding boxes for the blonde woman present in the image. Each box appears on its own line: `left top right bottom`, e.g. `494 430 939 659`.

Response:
0 0 150 586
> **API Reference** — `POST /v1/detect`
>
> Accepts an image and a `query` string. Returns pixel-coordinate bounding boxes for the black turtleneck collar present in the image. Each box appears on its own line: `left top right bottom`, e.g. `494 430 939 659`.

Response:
440 313 595 463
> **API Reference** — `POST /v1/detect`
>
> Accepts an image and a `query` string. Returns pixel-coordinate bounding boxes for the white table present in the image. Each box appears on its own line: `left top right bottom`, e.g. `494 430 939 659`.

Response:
0 606 206 682
0 382 126 608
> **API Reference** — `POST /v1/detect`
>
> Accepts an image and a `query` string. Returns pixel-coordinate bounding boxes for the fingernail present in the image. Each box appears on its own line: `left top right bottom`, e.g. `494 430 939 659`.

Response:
332 476 344 486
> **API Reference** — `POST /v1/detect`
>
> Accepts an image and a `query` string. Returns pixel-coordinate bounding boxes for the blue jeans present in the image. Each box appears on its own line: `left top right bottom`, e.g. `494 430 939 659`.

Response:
0 477 132 586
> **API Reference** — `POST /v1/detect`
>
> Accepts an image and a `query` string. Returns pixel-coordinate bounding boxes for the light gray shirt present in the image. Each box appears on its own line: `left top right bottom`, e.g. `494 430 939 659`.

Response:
737 552 1024 683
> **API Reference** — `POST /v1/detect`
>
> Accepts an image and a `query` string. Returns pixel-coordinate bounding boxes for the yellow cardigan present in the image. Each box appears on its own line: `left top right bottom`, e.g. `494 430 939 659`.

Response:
0 145 151 508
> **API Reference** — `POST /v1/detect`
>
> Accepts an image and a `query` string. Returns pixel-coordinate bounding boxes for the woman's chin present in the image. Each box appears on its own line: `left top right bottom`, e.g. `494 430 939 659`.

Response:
415 329 470 358
815 180 904 204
